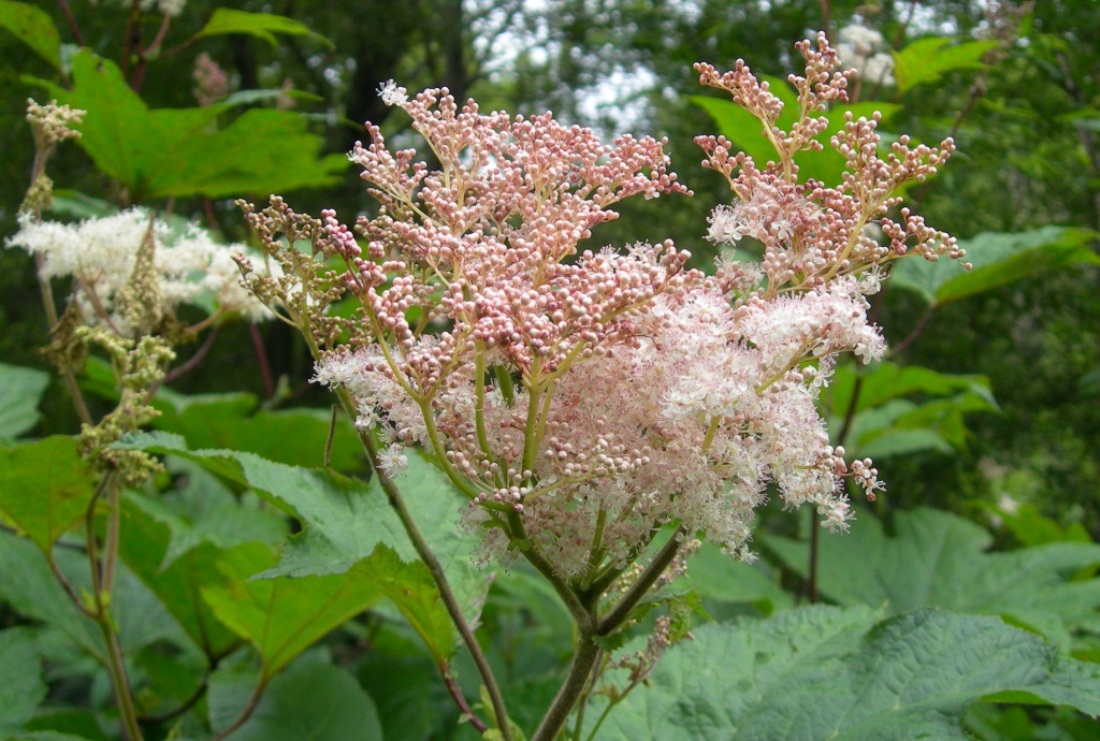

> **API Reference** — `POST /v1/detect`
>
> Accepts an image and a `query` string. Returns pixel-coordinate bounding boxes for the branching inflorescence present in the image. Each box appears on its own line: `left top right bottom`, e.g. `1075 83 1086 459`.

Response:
241 33 963 600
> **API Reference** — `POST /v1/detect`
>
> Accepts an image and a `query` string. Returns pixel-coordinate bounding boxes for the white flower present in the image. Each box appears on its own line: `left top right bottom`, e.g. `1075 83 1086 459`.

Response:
378 80 409 107
705 204 745 244
6 210 276 333
377 444 409 477
836 23 895 87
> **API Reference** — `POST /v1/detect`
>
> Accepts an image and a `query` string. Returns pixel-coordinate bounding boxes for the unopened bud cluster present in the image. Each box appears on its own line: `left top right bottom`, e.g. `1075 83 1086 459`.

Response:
246 34 963 579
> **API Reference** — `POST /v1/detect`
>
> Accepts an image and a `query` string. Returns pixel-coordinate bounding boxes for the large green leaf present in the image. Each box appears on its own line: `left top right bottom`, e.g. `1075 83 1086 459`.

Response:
683 541 794 614
0 363 50 441
32 51 346 201
893 37 998 94
117 494 244 659
208 658 381 740
595 607 1100 740
129 458 288 568
0 437 97 553
195 8 333 49
0 628 47 733
0 1 60 70
201 542 383 680
116 431 491 662
824 362 998 458
890 226 1100 307
692 86 901 186
767 508 1100 648
827 361 996 416
152 389 364 472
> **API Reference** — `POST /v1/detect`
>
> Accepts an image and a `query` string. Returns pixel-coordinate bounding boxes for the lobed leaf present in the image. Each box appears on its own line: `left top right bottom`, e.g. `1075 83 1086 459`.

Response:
31 51 346 201
201 542 383 680
151 388 364 472
691 89 901 186
767 507 1100 649
116 431 491 662
595 607 1100 740
117 494 244 659
893 37 998 94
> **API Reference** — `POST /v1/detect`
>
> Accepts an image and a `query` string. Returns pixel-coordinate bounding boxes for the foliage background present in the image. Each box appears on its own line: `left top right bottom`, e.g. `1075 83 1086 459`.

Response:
1 1 1099 739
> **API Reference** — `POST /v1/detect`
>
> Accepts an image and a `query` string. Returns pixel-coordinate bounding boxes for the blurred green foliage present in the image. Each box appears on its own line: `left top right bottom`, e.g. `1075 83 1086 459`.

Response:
2 1 1100 739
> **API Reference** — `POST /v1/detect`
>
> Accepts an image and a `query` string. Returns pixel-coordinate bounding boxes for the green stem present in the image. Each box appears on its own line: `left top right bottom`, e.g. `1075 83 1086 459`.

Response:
97 619 143 741
85 473 144 741
597 526 686 636
336 387 512 741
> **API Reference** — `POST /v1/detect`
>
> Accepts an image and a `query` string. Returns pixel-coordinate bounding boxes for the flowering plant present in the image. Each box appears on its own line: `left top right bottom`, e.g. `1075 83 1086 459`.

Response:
236 32 962 740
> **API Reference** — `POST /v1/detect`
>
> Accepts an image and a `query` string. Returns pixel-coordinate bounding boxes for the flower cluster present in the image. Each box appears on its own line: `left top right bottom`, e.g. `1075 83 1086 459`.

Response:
26 98 84 148
256 35 961 580
836 23 895 88
7 210 276 336
192 53 229 107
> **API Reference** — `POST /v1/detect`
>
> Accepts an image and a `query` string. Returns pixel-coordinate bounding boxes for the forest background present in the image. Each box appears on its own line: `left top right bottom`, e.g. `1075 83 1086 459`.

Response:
1 1 1099 740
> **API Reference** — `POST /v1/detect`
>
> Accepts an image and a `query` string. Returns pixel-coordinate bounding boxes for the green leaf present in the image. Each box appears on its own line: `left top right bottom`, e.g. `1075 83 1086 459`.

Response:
22 708 111 740
201 542 383 680
116 431 491 661
893 37 998 94
827 361 996 416
0 1 60 70
31 51 346 201
208 660 382 740
0 363 50 440
995 503 1093 547
683 541 793 614
890 226 1100 307
825 363 998 458
0 628 47 732
0 437 97 553
117 494 244 659
595 608 1100 740
691 91 901 185
196 9 333 49
152 389 364 472
767 507 1100 648
131 459 288 568
0 531 102 657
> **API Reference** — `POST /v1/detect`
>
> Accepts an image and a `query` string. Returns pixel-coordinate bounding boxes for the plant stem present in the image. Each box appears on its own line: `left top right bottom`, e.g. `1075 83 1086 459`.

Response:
531 623 601 741
597 526 685 635
442 667 488 734
334 386 513 741
97 619 143 741
213 676 268 740
85 473 144 741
